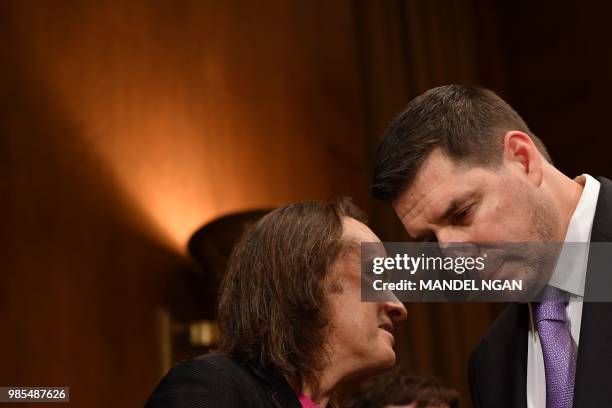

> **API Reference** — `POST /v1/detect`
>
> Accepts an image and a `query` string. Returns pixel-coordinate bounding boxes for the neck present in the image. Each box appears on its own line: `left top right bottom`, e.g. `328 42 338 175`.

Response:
543 164 584 240
295 367 344 408
291 357 366 407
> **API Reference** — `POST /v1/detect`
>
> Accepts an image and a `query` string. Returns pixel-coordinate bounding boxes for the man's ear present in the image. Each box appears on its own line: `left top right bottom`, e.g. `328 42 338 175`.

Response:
502 131 543 187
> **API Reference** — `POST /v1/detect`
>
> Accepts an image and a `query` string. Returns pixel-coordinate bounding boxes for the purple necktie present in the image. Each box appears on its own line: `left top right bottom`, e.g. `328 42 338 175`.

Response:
533 293 576 408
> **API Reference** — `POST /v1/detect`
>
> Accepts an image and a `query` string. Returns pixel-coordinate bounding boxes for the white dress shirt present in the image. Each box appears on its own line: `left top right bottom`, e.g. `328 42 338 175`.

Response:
526 174 601 408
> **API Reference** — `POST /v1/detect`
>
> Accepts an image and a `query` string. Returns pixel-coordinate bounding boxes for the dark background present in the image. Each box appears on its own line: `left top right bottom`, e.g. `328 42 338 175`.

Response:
2 1 611 406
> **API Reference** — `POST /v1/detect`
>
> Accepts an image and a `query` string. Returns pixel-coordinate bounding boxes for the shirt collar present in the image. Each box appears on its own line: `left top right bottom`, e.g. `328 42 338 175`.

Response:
548 174 600 297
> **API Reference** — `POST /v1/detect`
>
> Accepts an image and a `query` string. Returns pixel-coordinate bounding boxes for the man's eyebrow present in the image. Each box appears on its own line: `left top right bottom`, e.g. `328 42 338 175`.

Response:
433 191 477 224
403 191 478 242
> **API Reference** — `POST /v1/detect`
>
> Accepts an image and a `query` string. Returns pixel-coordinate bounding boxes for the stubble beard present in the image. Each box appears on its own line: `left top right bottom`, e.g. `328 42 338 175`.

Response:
519 191 562 298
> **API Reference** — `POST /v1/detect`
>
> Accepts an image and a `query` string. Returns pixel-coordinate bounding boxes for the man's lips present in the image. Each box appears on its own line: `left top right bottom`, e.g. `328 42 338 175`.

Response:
481 260 506 280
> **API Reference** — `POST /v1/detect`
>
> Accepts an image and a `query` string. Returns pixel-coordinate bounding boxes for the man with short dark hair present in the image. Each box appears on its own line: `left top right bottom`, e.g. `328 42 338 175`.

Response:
146 199 407 407
347 368 459 408
373 85 612 407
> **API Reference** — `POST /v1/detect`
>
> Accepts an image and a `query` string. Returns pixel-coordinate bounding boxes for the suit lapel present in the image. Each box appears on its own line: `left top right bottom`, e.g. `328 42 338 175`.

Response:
573 177 612 407
471 303 529 408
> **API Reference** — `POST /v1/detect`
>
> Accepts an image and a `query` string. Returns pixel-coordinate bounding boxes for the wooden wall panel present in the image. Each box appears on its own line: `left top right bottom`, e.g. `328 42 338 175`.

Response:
0 1 368 406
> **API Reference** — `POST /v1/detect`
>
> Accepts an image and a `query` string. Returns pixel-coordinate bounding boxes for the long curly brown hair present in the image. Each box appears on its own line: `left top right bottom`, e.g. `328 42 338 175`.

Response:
217 197 366 388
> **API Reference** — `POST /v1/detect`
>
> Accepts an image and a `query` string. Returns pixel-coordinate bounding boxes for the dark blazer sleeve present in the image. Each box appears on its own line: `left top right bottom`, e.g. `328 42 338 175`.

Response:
145 358 247 408
465 304 529 408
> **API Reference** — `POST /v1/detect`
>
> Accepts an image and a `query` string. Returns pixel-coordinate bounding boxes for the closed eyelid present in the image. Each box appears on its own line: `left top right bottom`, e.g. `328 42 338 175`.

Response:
434 191 478 223
452 205 473 223
456 204 473 216
400 192 476 241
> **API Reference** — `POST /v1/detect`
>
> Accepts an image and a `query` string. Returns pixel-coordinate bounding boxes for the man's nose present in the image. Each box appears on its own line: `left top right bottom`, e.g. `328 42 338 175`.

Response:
384 301 408 323
436 229 482 265
436 227 458 245
436 227 468 249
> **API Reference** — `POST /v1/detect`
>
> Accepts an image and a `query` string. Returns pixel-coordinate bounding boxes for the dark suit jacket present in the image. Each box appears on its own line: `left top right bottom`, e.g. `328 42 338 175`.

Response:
469 177 612 408
145 352 303 408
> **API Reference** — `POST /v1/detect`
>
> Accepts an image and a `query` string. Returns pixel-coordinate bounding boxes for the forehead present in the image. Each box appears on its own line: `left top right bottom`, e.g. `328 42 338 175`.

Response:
341 216 380 244
338 217 385 267
395 150 464 208
392 150 486 225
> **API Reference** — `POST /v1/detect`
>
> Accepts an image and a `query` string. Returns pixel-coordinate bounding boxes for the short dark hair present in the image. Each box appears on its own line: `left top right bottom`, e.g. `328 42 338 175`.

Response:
217 197 366 387
372 85 552 204
347 368 460 408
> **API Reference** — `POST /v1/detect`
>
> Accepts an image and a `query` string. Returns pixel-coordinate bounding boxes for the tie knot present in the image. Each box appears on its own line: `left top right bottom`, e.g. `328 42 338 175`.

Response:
533 300 566 323
533 286 568 323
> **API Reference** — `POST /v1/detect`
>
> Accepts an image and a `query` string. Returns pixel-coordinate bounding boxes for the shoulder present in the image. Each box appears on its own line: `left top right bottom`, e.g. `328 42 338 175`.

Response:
592 177 612 240
470 303 528 363
145 353 260 408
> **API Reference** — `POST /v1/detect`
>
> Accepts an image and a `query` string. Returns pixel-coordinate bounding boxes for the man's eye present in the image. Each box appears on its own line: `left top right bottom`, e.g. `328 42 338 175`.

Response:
453 207 471 223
